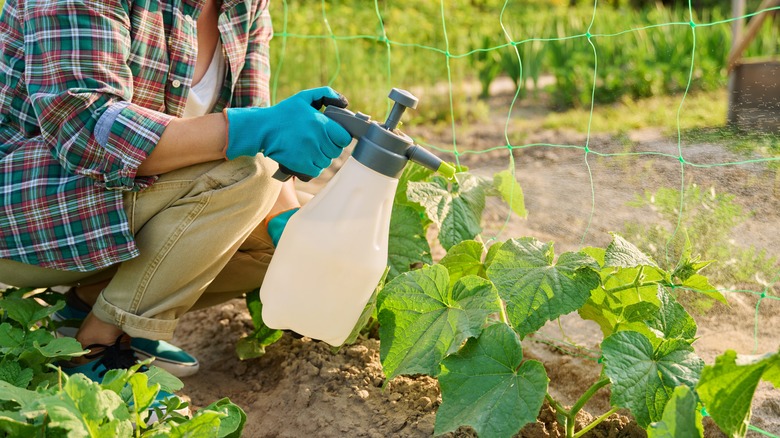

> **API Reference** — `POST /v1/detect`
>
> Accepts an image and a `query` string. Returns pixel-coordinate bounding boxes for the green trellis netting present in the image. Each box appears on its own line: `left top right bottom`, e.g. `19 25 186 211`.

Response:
270 1 780 435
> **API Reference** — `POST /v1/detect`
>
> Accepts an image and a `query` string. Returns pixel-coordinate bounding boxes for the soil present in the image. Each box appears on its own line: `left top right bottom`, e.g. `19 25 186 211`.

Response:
176 85 780 437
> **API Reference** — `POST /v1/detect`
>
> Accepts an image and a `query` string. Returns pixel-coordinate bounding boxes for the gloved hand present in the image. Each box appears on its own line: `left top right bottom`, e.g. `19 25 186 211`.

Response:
266 207 299 247
224 87 352 179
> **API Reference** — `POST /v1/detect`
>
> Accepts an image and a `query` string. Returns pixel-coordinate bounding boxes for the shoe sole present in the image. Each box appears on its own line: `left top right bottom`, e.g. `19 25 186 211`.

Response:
134 349 200 378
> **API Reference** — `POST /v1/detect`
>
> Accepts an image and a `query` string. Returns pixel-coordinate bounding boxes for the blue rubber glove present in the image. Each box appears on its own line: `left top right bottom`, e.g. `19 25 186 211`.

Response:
224 87 352 179
266 207 299 247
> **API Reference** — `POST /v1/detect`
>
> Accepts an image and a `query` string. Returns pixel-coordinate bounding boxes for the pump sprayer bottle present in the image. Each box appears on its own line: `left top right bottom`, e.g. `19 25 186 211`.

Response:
259 89 455 346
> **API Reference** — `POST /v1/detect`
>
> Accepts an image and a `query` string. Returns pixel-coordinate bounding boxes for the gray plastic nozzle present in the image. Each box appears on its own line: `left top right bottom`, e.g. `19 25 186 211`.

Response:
317 88 454 180
407 145 456 180
406 145 442 172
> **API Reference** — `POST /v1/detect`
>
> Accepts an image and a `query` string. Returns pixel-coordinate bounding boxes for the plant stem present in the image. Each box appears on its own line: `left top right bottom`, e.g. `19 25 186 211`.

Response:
570 377 610 418
547 394 569 435
498 300 509 325
573 407 620 438
547 378 611 438
545 392 567 415
603 280 674 294
631 265 644 286
557 317 566 338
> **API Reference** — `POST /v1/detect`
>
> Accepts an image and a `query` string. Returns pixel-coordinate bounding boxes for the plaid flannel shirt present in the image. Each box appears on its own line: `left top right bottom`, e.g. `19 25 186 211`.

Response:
0 0 272 271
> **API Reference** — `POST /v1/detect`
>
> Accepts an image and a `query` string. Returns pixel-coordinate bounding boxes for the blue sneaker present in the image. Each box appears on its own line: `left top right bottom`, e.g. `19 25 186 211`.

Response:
53 290 200 378
61 335 189 421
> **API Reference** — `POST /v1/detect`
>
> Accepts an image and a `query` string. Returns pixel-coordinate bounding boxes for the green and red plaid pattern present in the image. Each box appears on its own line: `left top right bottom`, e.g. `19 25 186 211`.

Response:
0 0 272 271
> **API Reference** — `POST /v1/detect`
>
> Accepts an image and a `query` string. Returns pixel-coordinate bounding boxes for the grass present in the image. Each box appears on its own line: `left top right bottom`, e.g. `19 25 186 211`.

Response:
684 127 780 158
540 89 728 134
623 184 779 291
539 88 780 162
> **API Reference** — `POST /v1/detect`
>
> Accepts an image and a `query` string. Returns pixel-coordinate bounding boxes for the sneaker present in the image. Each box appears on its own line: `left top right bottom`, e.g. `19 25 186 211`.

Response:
60 335 189 421
53 289 200 378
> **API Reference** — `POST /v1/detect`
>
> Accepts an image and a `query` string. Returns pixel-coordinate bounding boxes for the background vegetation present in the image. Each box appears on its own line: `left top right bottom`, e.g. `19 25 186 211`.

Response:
270 0 778 117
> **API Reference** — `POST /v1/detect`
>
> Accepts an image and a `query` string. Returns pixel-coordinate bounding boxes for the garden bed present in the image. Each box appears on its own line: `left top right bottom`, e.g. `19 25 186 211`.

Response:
176 90 780 437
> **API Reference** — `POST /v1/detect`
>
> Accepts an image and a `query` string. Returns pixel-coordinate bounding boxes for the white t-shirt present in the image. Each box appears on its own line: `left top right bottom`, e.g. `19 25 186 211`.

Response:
182 41 226 118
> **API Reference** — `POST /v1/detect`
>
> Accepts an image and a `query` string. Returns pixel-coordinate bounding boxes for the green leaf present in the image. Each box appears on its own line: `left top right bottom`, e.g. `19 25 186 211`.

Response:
579 290 661 343
487 238 600 338
579 290 653 340
64 373 131 428
435 323 548 438
35 394 90 436
439 240 487 286
677 231 695 269
100 368 132 395
603 265 666 292
672 233 714 281
237 291 283 360
24 374 129 436
0 296 64 329
0 322 25 352
0 297 42 328
646 288 697 342
128 373 161 415
581 246 606 267
18 329 54 362
165 410 222 437
647 386 703 438
143 366 183 394
0 380 40 407
395 161 434 205
0 361 33 389
492 169 527 218
668 236 726 304
407 172 490 250
605 233 657 268
697 350 780 438
0 412 41 436
387 203 432 281
30 299 66 325
483 241 503 270
679 274 727 305
95 419 133 438
579 265 663 339
202 398 247 438
763 356 780 387
602 331 703 428
34 336 86 359
378 265 501 380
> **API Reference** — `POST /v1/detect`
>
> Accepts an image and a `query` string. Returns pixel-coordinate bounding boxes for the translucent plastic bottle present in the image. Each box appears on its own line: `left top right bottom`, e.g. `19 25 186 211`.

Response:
259 89 454 346
260 156 397 346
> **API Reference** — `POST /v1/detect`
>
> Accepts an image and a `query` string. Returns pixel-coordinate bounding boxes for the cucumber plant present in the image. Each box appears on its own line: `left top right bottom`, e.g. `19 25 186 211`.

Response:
377 233 715 437
378 167 777 437
243 164 777 437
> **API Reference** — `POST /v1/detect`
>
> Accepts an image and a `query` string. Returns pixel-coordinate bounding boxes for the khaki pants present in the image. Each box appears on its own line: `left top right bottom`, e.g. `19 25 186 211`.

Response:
0 156 281 340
